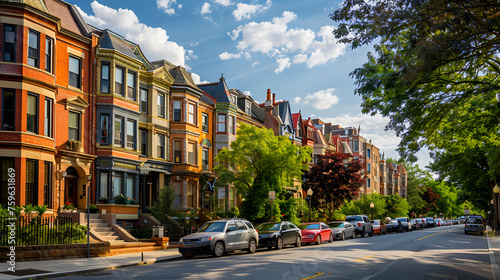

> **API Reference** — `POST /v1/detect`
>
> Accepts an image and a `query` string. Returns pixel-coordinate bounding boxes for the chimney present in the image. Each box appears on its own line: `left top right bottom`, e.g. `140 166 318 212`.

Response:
266 89 271 101
265 89 272 108
272 93 275 104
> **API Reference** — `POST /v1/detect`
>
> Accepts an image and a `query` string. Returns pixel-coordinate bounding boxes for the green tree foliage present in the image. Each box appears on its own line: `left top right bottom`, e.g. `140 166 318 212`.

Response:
384 194 410 218
304 152 364 221
215 124 311 223
355 194 387 220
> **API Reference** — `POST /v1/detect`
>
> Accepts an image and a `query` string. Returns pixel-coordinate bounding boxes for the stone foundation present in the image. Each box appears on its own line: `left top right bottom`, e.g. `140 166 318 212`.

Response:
0 242 110 262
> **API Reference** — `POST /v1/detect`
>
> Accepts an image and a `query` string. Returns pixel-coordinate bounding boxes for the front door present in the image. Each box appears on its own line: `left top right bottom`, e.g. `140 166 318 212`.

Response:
65 178 77 208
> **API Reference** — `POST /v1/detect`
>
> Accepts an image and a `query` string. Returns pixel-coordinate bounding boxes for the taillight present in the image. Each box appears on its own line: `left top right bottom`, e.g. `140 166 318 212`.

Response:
358 223 361 227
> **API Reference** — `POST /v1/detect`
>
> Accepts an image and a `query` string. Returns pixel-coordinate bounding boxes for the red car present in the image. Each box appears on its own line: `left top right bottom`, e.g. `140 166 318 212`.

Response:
299 222 333 245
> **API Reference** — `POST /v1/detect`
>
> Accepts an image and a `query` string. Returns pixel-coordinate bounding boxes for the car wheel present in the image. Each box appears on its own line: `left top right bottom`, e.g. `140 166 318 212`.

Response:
276 237 283 250
361 229 365 238
316 235 322 245
182 253 194 259
341 232 345 241
295 236 302 247
368 228 373 237
247 238 257 254
212 241 225 257
329 233 333 243
352 231 355 239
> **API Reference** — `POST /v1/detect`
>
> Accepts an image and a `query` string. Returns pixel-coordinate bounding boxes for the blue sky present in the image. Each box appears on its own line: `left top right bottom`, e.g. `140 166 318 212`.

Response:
74 0 431 168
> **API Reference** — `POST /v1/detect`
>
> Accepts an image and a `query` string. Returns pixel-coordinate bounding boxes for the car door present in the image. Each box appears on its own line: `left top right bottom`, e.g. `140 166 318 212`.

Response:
225 221 239 251
320 223 330 240
288 223 300 243
235 221 250 249
280 223 291 244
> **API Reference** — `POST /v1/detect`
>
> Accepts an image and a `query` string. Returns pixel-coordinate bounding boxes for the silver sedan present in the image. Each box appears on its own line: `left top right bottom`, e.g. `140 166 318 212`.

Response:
328 221 355 241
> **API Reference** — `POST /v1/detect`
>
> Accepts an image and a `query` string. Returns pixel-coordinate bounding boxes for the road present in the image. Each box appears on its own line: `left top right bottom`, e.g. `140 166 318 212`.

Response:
61 225 492 280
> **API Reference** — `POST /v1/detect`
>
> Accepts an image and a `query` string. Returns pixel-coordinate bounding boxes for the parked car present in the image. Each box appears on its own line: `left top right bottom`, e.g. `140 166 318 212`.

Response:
424 217 436 227
410 219 424 230
178 218 258 259
396 217 412 232
345 215 373 237
386 219 403 233
464 216 485 235
435 218 443 226
371 219 387 235
328 221 356 240
257 221 302 250
299 222 333 244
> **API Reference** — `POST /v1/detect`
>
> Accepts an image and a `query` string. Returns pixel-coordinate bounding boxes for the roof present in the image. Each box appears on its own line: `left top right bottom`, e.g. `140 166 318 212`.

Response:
291 112 301 128
99 30 153 69
45 0 92 37
198 76 234 104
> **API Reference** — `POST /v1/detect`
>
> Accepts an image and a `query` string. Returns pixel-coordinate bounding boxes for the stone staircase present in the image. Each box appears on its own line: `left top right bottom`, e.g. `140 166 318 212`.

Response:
88 214 163 255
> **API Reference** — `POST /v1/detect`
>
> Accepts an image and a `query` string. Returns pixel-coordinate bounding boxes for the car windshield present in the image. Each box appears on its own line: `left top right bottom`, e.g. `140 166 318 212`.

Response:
345 216 362 222
372 220 380 225
198 222 226 233
396 218 406 222
388 220 398 224
257 223 280 231
466 218 483 224
329 222 344 228
299 224 320 230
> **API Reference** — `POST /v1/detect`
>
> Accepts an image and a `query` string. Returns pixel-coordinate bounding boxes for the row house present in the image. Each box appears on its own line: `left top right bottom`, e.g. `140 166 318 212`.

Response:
0 0 97 211
379 160 407 197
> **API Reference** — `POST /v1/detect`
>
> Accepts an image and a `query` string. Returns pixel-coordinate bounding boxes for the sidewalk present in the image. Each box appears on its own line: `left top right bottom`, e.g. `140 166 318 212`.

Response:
0 248 182 280
487 226 500 280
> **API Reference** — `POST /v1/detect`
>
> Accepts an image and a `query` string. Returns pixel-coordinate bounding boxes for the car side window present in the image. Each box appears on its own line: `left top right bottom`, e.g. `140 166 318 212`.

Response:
244 221 254 229
236 221 247 230
227 222 237 232
289 223 298 230
321 224 328 229
281 223 289 230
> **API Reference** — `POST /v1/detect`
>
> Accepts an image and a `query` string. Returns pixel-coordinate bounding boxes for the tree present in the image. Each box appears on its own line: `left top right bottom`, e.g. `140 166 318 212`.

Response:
330 0 500 162
304 152 364 221
421 187 441 215
215 123 311 223
384 194 410 218
354 193 387 220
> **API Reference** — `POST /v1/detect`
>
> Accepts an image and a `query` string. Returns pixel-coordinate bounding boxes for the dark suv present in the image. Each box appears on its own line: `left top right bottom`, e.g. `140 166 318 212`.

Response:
178 218 258 259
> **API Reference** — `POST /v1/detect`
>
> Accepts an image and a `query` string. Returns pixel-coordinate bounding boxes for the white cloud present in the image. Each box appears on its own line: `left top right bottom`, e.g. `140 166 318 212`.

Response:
252 61 260 67
78 1 187 67
192 73 208 84
233 0 272 21
157 0 177 15
190 42 200 47
244 90 251 96
200 2 211 15
214 0 232 6
219 51 250 60
301 88 339 110
228 11 345 71
293 97 302 103
275 57 291 73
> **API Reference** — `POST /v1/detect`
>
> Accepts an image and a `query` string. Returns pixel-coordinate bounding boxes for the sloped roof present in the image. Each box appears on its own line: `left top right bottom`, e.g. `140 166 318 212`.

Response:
45 0 92 37
291 112 301 128
99 30 153 69
198 76 233 104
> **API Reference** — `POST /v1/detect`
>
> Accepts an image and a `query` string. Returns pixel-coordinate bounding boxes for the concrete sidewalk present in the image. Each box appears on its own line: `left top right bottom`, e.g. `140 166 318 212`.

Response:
487 226 500 280
0 248 182 280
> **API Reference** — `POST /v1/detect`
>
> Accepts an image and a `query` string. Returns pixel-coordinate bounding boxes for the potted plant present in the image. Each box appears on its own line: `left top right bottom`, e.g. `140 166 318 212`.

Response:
114 193 127 205
98 196 109 203
63 202 76 212
88 204 99 214
131 197 139 205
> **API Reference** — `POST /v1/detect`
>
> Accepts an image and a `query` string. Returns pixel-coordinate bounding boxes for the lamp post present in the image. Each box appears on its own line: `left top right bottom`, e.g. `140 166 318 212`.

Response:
370 202 374 220
494 184 500 235
86 174 92 258
307 188 313 222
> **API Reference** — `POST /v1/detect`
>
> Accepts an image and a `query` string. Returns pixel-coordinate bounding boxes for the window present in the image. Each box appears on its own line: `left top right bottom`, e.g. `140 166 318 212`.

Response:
45 37 53 72
27 93 38 133
1 89 15 130
188 182 195 208
202 113 209 133
126 120 135 149
112 173 121 198
172 182 181 208
100 63 110 93
0 158 14 206
217 114 226 132
43 162 52 206
188 102 195 124
367 178 371 189
115 67 124 95
69 56 81 88
354 140 359 152
99 172 108 199
44 98 52 137
367 148 371 159
202 148 209 170
173 100 181 121
114 117 123 146
140 130 147 156
126 176 133 199
127 71 136 100
367 163 371 174
157 94 165 118
28 29 39 67
100 114 109 144
3 25 16 62
140 89 148 113
68 111 80 140
229 115 235 135
157 134 165 159
26 159 37 205
174 140 181 163
246 101 251 115
188 142 196 165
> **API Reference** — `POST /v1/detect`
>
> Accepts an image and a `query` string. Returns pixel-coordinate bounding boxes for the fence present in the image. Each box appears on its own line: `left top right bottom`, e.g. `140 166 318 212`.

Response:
0 215 76 246
164 219 194 242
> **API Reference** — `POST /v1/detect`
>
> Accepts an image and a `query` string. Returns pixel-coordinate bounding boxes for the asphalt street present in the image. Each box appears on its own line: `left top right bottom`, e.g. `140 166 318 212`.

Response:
57 225 491 280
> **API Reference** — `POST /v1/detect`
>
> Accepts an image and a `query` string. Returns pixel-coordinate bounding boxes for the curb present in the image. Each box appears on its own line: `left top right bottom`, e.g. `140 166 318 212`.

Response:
11 254 184 280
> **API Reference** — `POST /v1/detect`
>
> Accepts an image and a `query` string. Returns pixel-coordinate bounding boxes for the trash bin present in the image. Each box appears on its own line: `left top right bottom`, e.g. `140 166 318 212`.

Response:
152 226 164 238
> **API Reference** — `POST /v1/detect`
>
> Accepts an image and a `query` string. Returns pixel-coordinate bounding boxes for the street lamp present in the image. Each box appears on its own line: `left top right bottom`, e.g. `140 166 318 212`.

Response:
494 184 500 235
86 174 92 258
370 202 374 220
307 188 313 222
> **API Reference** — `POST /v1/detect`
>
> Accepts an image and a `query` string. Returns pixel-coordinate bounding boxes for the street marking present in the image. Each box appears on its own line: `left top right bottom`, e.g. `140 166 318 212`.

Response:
355 255 376 262
414 231 445 241
301 272 325 280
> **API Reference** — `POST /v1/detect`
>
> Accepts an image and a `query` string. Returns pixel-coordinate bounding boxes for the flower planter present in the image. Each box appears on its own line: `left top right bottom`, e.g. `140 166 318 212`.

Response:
96 204 139 215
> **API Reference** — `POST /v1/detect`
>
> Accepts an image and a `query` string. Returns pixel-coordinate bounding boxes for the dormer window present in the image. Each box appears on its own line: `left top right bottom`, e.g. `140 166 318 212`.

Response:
246 101 251 115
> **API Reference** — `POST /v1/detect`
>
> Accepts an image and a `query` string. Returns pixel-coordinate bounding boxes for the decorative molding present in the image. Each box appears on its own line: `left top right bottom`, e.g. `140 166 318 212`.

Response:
65 96 89 113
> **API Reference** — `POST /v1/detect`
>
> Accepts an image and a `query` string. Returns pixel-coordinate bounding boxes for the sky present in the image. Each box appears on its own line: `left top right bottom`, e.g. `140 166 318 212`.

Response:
73 0 432 169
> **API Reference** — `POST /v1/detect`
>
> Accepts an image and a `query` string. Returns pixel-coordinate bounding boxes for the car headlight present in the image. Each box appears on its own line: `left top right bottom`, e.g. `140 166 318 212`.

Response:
200 236 212 242
179 237 184 242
